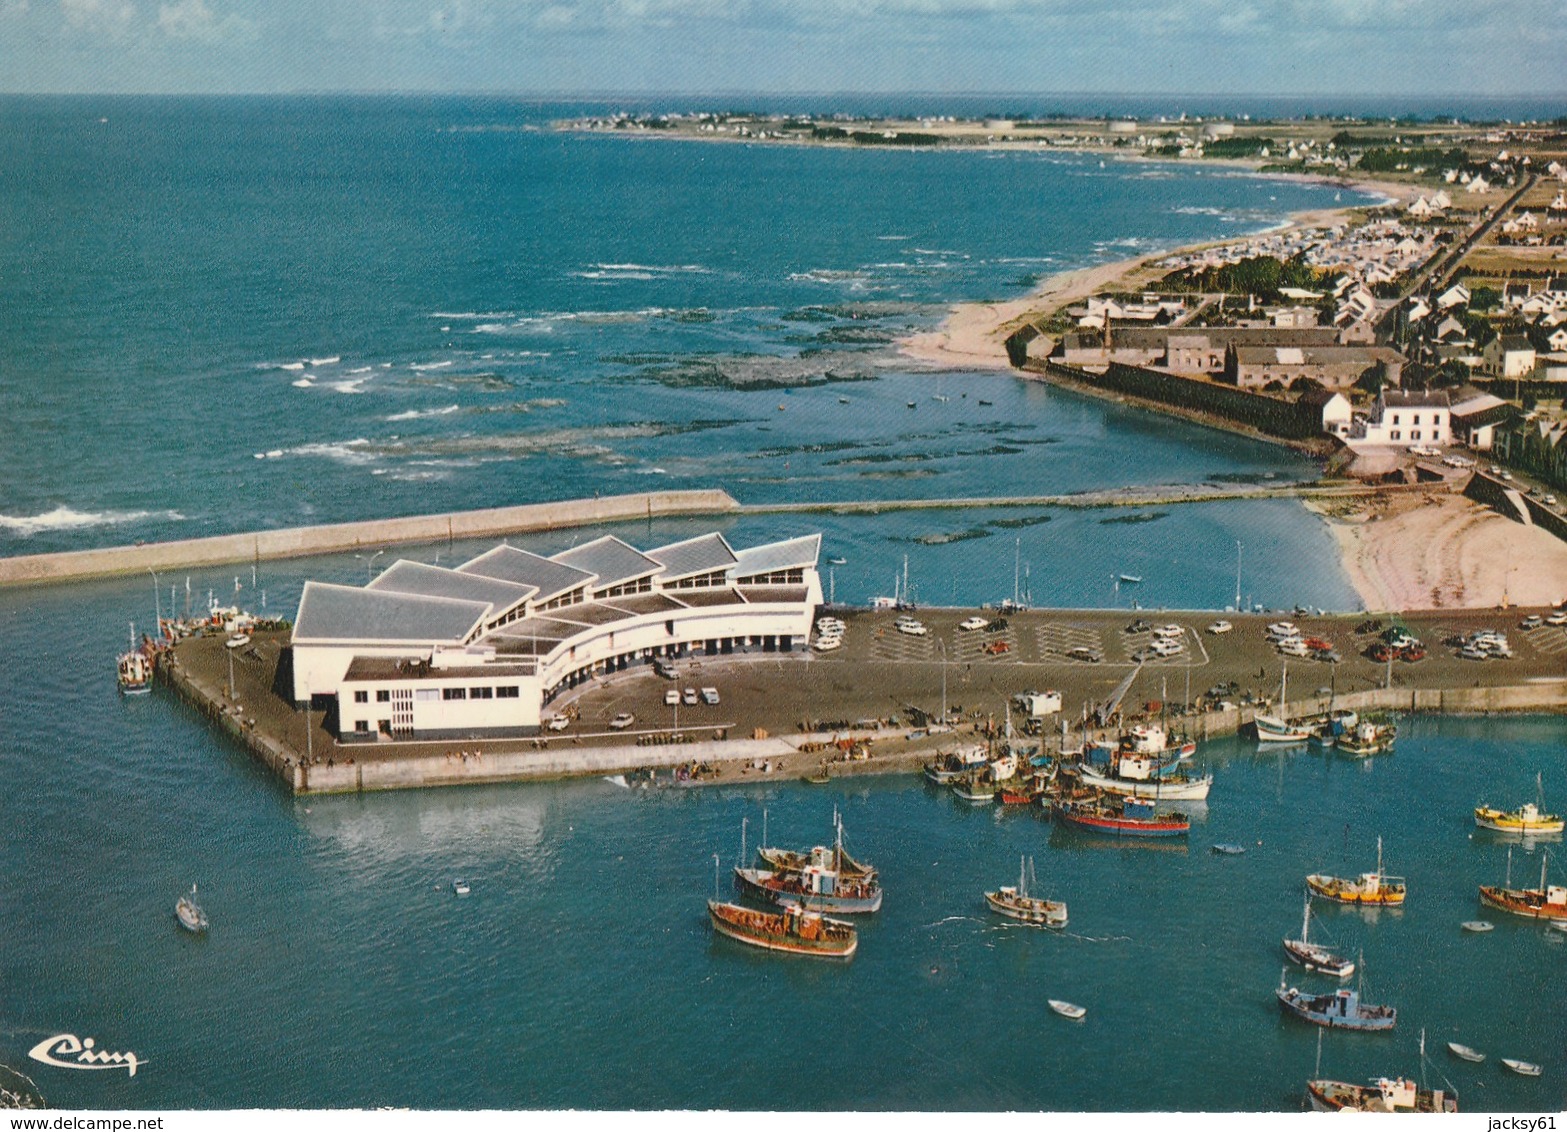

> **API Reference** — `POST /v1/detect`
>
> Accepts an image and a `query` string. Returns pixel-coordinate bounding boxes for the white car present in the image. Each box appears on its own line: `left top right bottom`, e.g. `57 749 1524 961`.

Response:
1151 639 1184 657
1153 624 1184 639
664 688 680 706
959 616 989 632
1267 621 1298 637
546 714 571 731
700 687 720 705
813 637 842 652
816 617 845 633
1277 639 1311 657
1547 612 1567 626
895 619 928 636
683 687 698 706
609 712 635 730
1206 620 1233 635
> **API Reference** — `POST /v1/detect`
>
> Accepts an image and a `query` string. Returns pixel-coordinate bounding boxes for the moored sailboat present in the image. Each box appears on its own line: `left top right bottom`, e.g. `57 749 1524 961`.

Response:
117 623 153 695
175 884 208 933
1283 891 1355 978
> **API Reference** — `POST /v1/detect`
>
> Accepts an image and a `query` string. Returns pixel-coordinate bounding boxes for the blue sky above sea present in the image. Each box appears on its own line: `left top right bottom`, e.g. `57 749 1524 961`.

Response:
2 0 1565 102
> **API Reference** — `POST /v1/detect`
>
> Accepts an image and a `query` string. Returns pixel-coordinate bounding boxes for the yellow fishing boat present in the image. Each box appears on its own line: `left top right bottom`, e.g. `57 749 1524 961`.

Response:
1307 837 1406 906
1474 773 1563 835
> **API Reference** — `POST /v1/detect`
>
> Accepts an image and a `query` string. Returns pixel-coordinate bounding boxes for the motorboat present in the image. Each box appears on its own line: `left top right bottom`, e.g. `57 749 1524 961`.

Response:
1048 999 1086 1020
1447 1042 1484 1063
985 856 1067 928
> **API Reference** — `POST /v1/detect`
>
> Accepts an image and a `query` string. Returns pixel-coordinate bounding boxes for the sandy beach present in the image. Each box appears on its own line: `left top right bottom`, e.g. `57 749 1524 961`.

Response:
1311 492 1567 611
897 174 1414 373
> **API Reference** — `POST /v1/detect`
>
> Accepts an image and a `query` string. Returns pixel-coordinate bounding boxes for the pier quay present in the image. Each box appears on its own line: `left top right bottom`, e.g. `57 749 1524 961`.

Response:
162 604 1567 796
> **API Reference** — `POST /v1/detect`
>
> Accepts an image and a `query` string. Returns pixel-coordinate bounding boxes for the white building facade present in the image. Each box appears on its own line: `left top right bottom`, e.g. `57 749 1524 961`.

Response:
290 530 823 741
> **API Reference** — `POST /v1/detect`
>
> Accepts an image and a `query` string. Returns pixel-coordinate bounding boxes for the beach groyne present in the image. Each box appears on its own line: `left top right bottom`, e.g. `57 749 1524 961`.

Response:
0 490 741 588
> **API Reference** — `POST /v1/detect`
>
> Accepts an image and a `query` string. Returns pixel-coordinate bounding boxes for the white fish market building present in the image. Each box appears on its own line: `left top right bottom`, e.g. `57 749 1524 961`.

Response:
288 531 822 741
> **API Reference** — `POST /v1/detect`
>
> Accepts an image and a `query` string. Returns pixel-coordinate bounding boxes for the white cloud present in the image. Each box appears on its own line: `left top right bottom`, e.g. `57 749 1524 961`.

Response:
60 0 135 33
157 0 254 40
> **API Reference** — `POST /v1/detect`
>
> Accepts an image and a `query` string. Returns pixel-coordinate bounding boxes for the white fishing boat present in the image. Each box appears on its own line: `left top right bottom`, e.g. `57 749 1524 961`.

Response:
1447 1042 1485 1063
1077 763 1213 800
175 884 208 933
1253 713 1311 743
1460 920 1493 932
985 856 1067 928
1502 1058 1542 1076
117 622 152 695
1048 999 1086 1020
453 878 470 895
1283 891 1355 978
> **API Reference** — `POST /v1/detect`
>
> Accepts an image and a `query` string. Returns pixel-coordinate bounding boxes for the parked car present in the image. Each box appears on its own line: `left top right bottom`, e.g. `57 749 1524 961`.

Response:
1546 495 1558 507
1399 645 1425 662
1124 619 1152 634
1367 643 1393 662
654 660 677 680
959 616 989 631
546 714 571 731
1520 615 1544 630
1355 619 1383 634
683 687 698 706
895 618 928 636
1206 620 1233 635
983 641 1010 655
813 637 842 652
1547 611 1567 626
700 687 720 705
1066 645 1103 663
1153 624 1184 639
609 712 635 729
985 618 1009 632
664 688 680 706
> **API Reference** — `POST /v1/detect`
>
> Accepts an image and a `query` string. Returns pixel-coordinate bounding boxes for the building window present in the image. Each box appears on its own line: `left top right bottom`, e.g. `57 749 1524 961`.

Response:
415 689 438 702
355 720 369 732
1413 414 1421 425
376 689 391 703
354 690 369 703
1391 431 1402 441
1392 414 1401 425
443 687 466 701
471 686 493 699
497 686 520 699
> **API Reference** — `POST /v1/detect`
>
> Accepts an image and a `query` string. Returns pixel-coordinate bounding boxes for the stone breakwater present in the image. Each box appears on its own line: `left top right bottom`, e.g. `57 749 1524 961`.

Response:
0 490 740 588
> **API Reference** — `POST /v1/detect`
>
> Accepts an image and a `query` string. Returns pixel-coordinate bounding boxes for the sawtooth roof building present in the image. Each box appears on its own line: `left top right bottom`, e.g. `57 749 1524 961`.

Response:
290 530 822 742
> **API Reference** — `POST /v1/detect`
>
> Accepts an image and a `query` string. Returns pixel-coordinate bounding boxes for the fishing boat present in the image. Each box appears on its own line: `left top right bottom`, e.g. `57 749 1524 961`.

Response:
735 845 883 914
117 623 152 695
452 878 470 895
977 399 993 406
1306 1077 1457 1113
758 816 876 882
826 556 847 565
924 744 988 785
985 856 1067 928
175 884 208 933
1447 1042 1485 1063
1307 709 1359 746
1211 843 1247 855
1283 891 1356 978
1336 719 1397 758
950 772 997 804
1307 837 1406 906
1478 849 1567 922
1253 713 1311 743
707 900 857 959
1475 773 1564 835
1054 793 1190 838
1501 1059 1542 1076
225 633 251 649
1077 763 1213 800
1048 999 1086 1020
997 776 1046 805
1277 975 1396 1032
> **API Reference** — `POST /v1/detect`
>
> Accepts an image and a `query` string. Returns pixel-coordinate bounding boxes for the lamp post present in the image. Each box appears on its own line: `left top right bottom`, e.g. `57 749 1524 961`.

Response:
938 639 948 725
355 550 384 584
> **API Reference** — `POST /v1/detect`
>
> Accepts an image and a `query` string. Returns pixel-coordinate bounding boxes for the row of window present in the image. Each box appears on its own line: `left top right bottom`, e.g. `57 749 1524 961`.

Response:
439 686 522 701
667 569 729 590
736 568 805 586
1389 413 1445 426
597 577 655 599
539 587 587 612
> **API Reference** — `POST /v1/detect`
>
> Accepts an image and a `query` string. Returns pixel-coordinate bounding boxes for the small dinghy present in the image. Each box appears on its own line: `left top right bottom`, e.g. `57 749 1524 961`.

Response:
1460 920 1494 932
1048 999 1086 1020
453 878 470 896
1212 843 1247 855
1502 1058 1542 1076
175 884 208 933
1447 1042 1485 1063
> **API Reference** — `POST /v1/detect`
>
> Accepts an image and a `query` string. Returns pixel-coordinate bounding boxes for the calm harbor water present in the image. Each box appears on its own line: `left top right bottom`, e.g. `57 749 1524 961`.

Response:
2 96 1564 1110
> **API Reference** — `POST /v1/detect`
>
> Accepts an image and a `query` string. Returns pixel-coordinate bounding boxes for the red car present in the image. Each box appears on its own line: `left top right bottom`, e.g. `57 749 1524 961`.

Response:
983 641 1011 656
1303 637 1332 652
1400 645 1426 662
1367 643 1393 662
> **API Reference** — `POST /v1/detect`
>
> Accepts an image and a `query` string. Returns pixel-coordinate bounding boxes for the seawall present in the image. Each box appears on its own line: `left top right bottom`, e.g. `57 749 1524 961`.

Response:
0 490 740 588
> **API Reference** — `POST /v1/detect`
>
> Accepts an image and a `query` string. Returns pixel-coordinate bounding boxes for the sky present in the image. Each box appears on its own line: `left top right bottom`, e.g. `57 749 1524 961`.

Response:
1 0 1564 97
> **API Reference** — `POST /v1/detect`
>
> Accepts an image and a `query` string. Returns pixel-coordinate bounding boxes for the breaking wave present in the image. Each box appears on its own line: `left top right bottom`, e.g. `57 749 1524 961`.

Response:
384 405 462 422
0 506 185 537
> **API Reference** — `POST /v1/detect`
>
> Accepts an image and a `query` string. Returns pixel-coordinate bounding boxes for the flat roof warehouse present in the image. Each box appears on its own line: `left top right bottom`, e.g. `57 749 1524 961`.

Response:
289 530 823 742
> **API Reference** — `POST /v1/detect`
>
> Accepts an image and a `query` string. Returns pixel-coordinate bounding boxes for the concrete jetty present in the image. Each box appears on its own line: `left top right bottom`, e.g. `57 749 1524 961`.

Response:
0 489 740 588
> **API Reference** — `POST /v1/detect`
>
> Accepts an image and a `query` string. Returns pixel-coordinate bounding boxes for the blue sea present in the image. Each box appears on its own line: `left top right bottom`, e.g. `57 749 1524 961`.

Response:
1 96 1564 1111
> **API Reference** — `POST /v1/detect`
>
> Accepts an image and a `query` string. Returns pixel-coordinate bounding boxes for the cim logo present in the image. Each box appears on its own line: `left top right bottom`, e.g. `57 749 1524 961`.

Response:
28 1033 144 1077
